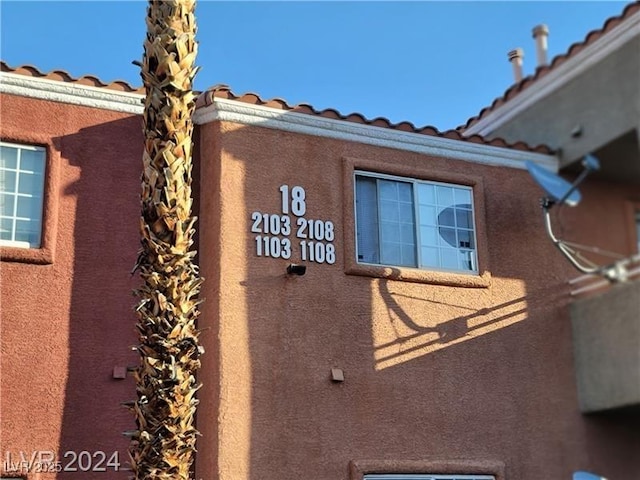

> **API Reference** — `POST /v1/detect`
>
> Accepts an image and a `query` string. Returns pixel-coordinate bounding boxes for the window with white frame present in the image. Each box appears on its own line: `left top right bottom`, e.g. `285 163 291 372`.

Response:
364 475 495 480
0 142 46 248
355 172 478 274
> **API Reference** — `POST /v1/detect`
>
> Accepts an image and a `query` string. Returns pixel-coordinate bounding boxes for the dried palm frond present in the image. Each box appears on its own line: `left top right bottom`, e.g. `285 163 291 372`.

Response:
130 1 203 479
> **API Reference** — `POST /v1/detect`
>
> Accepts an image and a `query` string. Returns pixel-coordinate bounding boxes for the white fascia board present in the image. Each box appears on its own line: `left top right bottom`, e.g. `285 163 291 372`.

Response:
0 72 144 114
0 71 558 171
464 10 640 137
195 97 558 171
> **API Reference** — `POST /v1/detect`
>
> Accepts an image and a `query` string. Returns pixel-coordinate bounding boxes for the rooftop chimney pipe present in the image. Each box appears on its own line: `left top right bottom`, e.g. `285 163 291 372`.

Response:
532 24 549 67
508 48 524 83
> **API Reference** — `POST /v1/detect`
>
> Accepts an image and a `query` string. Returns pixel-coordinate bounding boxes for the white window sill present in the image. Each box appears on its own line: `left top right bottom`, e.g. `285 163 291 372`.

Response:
0 239 38 249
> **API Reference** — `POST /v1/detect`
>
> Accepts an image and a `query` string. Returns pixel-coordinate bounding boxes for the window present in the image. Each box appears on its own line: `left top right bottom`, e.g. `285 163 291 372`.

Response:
0 142 46 248
364 475 495 480
355 172 478 274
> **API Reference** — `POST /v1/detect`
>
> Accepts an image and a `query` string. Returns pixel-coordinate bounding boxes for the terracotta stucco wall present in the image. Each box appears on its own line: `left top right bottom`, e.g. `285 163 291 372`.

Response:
195 120 640 480
1 93 142 479
2 92 638 480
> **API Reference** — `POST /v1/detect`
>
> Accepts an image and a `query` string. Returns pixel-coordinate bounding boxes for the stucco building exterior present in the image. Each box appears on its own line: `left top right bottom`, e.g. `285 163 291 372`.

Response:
1 3 639 480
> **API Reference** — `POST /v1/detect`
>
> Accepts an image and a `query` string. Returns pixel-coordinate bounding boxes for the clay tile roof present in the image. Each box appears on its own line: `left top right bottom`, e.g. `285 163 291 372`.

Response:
1 60 144 94
0 60 554 154
196 85 553 154
459 1 640 131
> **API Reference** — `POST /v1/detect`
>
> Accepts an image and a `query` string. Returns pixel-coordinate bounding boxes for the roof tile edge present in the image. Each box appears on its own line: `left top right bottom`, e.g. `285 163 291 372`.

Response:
459 1 640 131
1 60 144 94
196 86 552 154
1 60 551 154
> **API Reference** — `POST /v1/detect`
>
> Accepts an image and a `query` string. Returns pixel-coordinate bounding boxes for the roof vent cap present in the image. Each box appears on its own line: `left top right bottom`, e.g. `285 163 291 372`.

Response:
532 24 550 67
508 48 524 83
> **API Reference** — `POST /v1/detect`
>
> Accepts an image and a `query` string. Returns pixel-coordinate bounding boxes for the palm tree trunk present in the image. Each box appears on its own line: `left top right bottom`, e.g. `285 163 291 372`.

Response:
130 1 202 478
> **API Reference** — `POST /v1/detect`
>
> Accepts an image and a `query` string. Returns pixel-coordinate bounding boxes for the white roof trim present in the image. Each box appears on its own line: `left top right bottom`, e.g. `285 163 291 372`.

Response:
0 71 144 114
195 97 557 171
0 70 557 171
463 9 640 137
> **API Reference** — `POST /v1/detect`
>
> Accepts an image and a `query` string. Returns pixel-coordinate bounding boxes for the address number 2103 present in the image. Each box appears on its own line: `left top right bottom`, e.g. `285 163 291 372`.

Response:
251 213 291 236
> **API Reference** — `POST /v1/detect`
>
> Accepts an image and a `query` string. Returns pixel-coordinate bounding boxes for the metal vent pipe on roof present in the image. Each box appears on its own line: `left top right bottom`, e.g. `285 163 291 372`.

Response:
533 24 549 67
508 48 524 83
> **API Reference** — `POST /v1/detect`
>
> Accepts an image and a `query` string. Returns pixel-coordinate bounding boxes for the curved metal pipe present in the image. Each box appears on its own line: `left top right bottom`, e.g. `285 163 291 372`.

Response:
542 203 602 275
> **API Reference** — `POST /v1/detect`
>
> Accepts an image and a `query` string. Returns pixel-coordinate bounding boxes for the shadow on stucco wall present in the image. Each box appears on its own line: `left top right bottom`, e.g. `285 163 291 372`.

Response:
47 111 640 480
209 117 640 480
55 116 142 479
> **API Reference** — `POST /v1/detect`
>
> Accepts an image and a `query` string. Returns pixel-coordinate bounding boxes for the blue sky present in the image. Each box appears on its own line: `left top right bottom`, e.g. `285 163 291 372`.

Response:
0 1 629 129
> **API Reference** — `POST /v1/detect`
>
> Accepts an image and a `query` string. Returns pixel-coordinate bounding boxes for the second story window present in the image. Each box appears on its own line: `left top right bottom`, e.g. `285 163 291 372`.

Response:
355 172 478 274
0 142 46 249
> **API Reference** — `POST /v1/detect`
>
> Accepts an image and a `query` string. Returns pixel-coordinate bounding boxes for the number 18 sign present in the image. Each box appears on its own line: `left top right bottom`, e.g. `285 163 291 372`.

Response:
250 185 336 265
